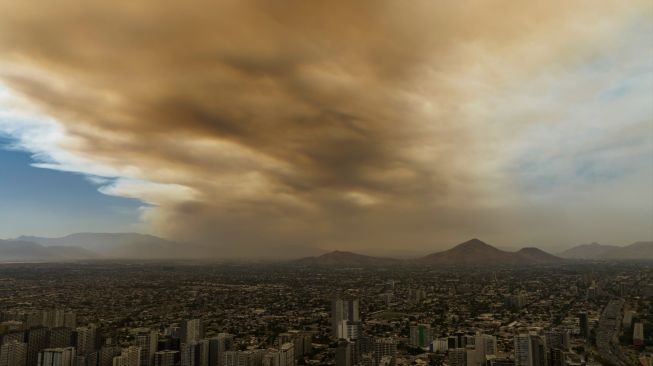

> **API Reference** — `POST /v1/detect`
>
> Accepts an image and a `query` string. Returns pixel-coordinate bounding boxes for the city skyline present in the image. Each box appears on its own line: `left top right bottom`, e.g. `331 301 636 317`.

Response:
0 1 652 255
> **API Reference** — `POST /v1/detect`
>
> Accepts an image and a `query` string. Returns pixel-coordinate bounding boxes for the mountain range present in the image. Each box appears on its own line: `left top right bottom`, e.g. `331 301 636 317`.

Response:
294 250 400 267
0 234 651 263
417 239 562 265
296 238 564 267
0 239 100 262
16 233 202 260
557 241 653 260
2 233 327 262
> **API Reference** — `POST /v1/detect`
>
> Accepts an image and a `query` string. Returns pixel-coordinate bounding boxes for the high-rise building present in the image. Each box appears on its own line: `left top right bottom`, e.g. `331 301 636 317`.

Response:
344 321 362 342
295 332 312 359
623 310 635 328
467 334 496 366
634 323 644 346
154 350 179 366
373 338 396 366
180 340 208 366
41 311 64 329
260 344 293 366
544 330 568 352
447 348 466 366
132 329 157 366
578 313 589 339
447 336 458 349
208 333 233 366
38 347 75 366
278 343 293 366
277 331 311 361
224 350 263 366
49 328 73 349
25 314 42 329
335 340 351 366
84 351 100 366
157 337 180 353
112 346 141 366
26 327 50 366
514 334 546 366
431 338 448 353
454 332 466 348
0 340 27 366
181 320 202 345
487 358 515 366
409 324 431 348
62 314 75 330
549 348 564 366
39 311 75 330
99 346 121 366
75 325 97 356
2 332 25 345
331 298 360 339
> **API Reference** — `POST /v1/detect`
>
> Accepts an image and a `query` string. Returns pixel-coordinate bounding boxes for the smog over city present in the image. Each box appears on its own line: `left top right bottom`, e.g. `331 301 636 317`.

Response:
0 1 651 366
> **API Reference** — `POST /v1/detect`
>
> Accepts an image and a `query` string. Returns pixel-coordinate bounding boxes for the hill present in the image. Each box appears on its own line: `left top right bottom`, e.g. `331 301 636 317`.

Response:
418 238 562 266
558 242 620 259
598 241 653 260
558 241 653 260
516 247 563 264
0 239 99 262
294 250 400 267
17 233 201 259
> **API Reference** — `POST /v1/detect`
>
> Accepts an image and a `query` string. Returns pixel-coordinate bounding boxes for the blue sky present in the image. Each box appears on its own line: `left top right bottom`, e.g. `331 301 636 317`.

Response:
0 136 142 238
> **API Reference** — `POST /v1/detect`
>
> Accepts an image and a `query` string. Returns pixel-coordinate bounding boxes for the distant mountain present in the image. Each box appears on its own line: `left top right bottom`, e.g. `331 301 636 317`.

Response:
16 233 201 259
557 241 653 260
516 247 563 264
294 250 400 266
557 242 620 259
419 238 519 265
418 238 562 266
256 245 329 261
10 233 647 263
598 241 653 260
14 233 332 260
0 239 99 262
19 232 169 252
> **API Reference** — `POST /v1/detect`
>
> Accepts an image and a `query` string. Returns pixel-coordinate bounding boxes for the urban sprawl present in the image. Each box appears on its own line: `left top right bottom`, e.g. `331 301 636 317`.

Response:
0 262 651 366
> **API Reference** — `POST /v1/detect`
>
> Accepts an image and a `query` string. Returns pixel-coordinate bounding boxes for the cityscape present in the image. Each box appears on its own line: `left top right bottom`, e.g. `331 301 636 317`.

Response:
0 247 652 366
1 1 652 366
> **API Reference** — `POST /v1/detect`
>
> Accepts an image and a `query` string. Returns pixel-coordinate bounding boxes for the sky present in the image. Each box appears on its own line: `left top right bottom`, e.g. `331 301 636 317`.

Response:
0 1 651 254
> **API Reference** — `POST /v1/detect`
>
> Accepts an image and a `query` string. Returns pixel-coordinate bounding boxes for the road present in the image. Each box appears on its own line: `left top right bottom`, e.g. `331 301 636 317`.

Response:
595 299 631 366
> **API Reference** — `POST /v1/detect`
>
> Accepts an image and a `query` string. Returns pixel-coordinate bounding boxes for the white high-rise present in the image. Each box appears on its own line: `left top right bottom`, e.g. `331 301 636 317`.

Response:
467 334 496 366
38 347 75 366
331 298 360 339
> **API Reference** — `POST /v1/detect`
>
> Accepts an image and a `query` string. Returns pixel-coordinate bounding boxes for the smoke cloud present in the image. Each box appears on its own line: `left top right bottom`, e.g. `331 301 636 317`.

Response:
0 1 651 255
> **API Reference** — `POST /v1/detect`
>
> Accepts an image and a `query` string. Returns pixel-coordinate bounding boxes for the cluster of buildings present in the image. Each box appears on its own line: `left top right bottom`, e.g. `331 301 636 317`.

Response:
332 296 591 366
0 261 651 366
0 312 312 366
